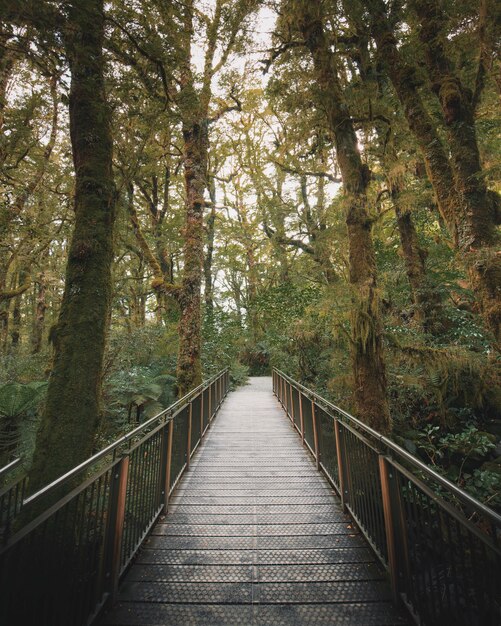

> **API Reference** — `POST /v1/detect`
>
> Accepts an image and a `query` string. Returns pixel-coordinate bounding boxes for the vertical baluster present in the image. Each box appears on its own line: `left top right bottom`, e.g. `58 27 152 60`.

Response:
299 391 305 443
163 419 174 510
104 455 129 602
200 389 204 440
208 384 213 422
334 420 347 511
378 455 400 604
186 401 193 466
312 400 320 470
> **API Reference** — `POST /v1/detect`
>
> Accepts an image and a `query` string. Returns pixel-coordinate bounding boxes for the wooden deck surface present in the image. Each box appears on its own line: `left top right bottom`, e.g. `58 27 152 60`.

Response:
101 377 409 625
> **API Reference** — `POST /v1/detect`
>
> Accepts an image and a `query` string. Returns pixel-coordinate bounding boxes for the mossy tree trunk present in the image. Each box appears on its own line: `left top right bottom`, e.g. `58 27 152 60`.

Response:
384 153 444 334
31 264 47 354
368 2 458 237
394 198 444 333
28 0 116 493
369 0 500 344
176 119 208 396
293 0 391 433
204 178 217 315
412 0 501 342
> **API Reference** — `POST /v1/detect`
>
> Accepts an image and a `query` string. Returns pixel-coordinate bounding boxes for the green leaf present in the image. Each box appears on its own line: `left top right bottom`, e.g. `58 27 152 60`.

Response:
0 382 47 419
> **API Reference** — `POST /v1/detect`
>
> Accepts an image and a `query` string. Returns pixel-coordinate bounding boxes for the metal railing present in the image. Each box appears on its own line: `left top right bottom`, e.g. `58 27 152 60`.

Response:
0 368 230 626
0 458 28 544
273 369 501 626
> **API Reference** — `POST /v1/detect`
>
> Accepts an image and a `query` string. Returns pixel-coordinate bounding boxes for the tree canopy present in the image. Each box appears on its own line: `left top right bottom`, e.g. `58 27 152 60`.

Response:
1 0 500 507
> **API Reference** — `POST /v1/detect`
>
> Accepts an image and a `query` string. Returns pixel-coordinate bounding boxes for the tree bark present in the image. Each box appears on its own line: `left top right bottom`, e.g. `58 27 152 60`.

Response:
394 198 443 333
31 266 47 354
28 0 116 493
204 178 217 313
411 0 501 342
369 0 501 343
176 120 208 395
293 1 391 432
10 270 26 348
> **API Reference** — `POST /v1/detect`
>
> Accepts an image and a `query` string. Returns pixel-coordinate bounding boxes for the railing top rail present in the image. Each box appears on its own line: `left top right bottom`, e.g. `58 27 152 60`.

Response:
0 457 21 479
274 368 501 527
24 368 228 508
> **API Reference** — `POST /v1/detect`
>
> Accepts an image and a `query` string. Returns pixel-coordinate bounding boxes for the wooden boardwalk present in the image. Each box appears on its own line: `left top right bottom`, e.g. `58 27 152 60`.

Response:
101 377 409 626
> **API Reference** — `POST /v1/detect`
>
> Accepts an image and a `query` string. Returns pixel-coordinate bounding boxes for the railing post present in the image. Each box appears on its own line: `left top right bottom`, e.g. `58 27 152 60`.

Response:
163 419 174 510
334 420 348 511
299 392 305 444
378 455 400 604
312 400 320 470
104 454 129 602
289 384 294 423
200 389 204 440
158 421 169 508
208 384 213 422
186 401 193 466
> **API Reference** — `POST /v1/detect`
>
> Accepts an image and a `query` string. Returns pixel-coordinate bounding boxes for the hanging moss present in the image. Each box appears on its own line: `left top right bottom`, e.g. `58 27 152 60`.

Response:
294 0 391 433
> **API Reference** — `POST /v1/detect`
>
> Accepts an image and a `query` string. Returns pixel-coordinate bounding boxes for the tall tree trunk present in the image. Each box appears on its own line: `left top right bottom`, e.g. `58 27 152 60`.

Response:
10 271 25 348
28 0 116 493
176 120 208 396
368 0 501 343
204 178 217 314
31 267 47 354
393 198 443 333
0 30 14 136
384 151 444 333
176 0 208 396
411 0 501 342
293 1 391 432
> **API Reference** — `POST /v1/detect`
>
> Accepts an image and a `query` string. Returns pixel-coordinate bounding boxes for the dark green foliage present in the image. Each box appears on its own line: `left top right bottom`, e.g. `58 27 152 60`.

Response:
2 0 499 507
0 380 46 466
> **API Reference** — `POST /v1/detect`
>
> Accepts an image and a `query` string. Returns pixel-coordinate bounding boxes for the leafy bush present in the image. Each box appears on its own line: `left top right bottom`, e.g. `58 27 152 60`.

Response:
0 381 47 466
104 367 176 424
229 361 249 388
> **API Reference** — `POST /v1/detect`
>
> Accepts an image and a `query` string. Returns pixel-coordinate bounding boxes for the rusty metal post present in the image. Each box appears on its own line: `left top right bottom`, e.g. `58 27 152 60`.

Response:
186 401 193 466
105 454 129 602
312 400 320 470
334 420 347 511
379 455 400 604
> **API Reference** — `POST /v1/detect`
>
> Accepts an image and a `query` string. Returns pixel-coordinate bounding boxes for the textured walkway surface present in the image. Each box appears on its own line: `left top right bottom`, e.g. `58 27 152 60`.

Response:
101 377 408 625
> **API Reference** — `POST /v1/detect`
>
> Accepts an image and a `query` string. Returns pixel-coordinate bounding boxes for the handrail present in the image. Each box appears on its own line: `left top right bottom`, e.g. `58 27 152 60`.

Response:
0 457 21 480
24 368 228 507
274 369 501 526
273 368 501 626
0 367 231 626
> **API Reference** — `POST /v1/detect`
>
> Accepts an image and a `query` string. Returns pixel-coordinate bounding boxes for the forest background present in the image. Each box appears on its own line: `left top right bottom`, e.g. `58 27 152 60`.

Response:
0 0 500 510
